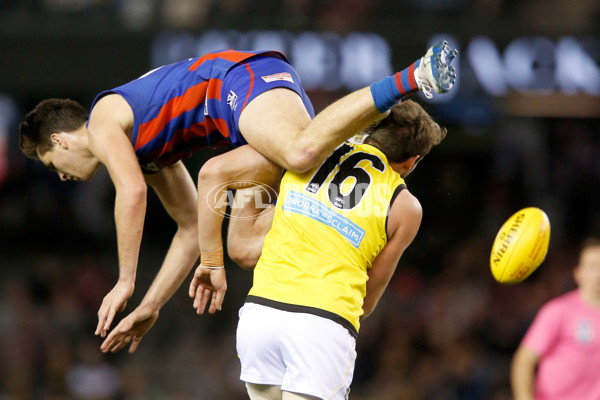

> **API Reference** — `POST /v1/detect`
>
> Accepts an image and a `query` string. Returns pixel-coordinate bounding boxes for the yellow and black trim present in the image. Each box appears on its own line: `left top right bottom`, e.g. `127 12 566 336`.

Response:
246 295 358 339
385 183 406 239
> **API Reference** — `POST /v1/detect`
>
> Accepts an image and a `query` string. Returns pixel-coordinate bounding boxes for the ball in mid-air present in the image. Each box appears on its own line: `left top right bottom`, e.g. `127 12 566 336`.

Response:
490 207 550 284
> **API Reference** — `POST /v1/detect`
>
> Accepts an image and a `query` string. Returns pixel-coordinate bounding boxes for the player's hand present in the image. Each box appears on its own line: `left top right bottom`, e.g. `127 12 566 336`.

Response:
189 266 227 315
95 280 134 338
100 304 159 354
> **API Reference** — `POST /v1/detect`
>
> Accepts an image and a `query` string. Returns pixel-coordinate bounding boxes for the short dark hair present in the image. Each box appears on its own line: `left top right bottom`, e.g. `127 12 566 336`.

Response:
580 237 600 254
19 98 88 160
363 100 447 163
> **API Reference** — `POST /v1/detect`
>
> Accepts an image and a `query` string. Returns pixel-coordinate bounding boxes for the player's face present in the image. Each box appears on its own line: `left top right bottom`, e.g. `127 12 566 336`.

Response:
37 141 99 182
576 246 600 297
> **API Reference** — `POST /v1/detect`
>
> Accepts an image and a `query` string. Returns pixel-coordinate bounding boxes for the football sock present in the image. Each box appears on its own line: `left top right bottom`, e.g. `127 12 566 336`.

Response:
369 59 421 113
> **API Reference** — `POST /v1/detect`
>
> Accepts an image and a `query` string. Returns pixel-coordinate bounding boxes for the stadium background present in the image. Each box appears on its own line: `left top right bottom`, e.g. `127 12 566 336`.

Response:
0 1 599 399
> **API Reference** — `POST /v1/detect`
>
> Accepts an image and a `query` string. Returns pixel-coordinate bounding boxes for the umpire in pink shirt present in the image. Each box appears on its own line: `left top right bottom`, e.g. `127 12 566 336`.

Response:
511 238 600 400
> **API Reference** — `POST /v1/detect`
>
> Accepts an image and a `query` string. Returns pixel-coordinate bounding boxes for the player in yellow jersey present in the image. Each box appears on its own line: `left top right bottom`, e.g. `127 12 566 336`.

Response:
188 99 446 400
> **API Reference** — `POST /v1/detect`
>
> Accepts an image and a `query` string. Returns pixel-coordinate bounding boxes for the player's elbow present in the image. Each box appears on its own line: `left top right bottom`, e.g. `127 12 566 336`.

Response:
228 246 259 271
120 182 147 202
227 233 262 270
232 256 257 271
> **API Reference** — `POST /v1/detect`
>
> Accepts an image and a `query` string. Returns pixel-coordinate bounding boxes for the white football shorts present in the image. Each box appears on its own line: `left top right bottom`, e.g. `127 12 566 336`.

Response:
236 302 357 400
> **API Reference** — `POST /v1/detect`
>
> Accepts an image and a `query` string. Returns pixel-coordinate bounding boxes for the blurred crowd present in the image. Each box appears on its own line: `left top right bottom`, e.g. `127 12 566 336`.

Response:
1 1 600 399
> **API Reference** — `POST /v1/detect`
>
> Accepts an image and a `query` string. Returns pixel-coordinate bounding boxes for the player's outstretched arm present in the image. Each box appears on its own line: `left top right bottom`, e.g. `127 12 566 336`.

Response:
88 94 148 338
190 145 282 314
362 189 422 319
101 161 199 353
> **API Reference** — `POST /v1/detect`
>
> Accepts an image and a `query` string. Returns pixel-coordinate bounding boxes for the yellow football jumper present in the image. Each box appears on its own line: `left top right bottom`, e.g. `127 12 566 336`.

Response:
248 142 406 337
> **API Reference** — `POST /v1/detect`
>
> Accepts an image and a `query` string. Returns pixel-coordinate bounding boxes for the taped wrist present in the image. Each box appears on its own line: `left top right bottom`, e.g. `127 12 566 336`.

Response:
370 59 420 113
201 248 224 268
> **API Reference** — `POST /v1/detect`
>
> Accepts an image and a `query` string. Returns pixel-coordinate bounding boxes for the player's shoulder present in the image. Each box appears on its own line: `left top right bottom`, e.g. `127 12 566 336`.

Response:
89 93 134 133
391 188 422 217
91 94 132 120
93 92 129 109
387 188 422 238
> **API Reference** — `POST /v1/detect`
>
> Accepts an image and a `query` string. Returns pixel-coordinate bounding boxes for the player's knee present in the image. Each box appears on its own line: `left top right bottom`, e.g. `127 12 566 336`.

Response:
283 146 321 173
197 156 222 183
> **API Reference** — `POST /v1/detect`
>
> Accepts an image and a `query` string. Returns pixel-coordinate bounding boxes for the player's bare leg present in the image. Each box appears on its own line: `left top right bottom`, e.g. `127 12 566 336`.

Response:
240 86 379 173
240 41 457 174
245 383 321 400
245 383 281 400
282 391 321 400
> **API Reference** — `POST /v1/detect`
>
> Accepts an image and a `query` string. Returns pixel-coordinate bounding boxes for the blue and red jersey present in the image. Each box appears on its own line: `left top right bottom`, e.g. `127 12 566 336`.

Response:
89 50 314 173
